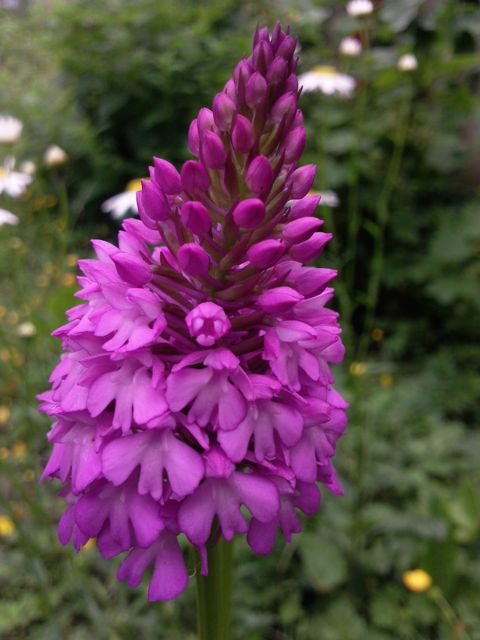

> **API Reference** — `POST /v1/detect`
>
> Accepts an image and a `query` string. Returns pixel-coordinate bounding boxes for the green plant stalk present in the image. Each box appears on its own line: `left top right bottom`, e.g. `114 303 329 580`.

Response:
196 537 234 640
358 82 413 357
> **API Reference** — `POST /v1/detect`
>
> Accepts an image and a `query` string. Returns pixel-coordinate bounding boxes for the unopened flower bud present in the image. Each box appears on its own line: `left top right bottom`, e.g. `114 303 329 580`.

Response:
285 73 299 94
185 302 231 346
289 164 316 199
180 201 211 235
44 144 68 167
139 179 170 221
292 109 304 129
253 25 270 46
252 41 274 75
295 268 337 296
153 158 181 194
288 194 320 219
397 53 418 72
188 119 200 155
257 286 303 313
177 243 210 275
197 108 214 133
270 92 297 124
202 131 227 169
267 57 288 88
232 198 266 228
289 232 332 262
112 252 152 286
181 161 211 193
223 78 236 100
247 239 285 267
213 93 236 131
277 35 296 60
232 115 254 153
245 155 273 196
283 126 306 163
245 72 268 108
283 217 323 244
234 60 252 88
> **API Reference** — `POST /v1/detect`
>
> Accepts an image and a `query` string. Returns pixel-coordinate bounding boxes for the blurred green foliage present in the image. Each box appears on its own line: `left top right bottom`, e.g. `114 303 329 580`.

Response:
0 0 479 638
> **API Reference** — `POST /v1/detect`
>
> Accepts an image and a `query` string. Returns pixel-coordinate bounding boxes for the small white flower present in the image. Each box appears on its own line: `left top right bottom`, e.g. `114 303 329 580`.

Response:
0 208 19 226
102 179 142 220
0 115 23 144
0 157 32 198
299 66 356 97
318 190 340 207
44 145 68 167
339 37 362 57
309 190 340 207
397 53 418 72
17 321 36 338
20 160 36 176
346 0 374 16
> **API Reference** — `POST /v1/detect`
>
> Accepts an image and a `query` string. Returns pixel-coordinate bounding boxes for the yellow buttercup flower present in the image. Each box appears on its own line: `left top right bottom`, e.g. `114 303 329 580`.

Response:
62 273 76 287
403 569 433 592
371 328 384 342
12 441 26 460
66 253 78 267
380 373 394 388
0 515 15 537
0 406 11 425
350 362 366 376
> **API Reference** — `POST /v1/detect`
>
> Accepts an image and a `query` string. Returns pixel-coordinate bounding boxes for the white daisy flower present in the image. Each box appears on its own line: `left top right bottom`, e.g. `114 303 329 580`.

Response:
299 66 356 97
44 145 68 167
346 0 374 16
102 179 142 220
0 115 23 144
339 37 362 56
0 157 32 198
397 53 418 72
0 207 19 226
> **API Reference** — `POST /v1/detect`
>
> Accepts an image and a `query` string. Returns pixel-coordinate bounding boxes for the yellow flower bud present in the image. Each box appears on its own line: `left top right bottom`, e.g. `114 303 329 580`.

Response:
403 569 432 592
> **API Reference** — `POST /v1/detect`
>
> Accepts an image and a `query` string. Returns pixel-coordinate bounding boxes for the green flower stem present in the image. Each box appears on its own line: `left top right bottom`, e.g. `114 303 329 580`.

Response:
196 537 234 640
358 81 413 358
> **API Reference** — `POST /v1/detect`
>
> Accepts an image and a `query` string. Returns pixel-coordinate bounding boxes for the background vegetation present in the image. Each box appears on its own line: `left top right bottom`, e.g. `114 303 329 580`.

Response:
1 0 479 638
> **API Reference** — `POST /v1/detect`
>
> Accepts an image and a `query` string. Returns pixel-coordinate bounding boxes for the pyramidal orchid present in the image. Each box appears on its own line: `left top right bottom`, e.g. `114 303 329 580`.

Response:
39 22 347 624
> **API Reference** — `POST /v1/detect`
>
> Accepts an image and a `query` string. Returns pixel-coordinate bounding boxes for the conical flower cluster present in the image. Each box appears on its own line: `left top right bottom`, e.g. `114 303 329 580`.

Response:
39 24 347 601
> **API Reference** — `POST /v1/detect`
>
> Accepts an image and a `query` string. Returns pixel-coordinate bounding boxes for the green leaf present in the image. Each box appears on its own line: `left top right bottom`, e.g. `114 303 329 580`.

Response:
298 533 347 591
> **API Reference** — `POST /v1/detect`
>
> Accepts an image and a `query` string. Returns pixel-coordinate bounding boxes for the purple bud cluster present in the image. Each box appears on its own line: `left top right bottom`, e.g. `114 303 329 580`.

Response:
39 23 347 601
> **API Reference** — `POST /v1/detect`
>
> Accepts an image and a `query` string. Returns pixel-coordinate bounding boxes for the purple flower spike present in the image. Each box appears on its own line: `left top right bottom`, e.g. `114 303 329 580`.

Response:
39 23 347 603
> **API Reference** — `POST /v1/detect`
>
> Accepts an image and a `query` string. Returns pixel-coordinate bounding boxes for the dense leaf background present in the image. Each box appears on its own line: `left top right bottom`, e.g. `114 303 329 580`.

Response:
1 0 479 638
